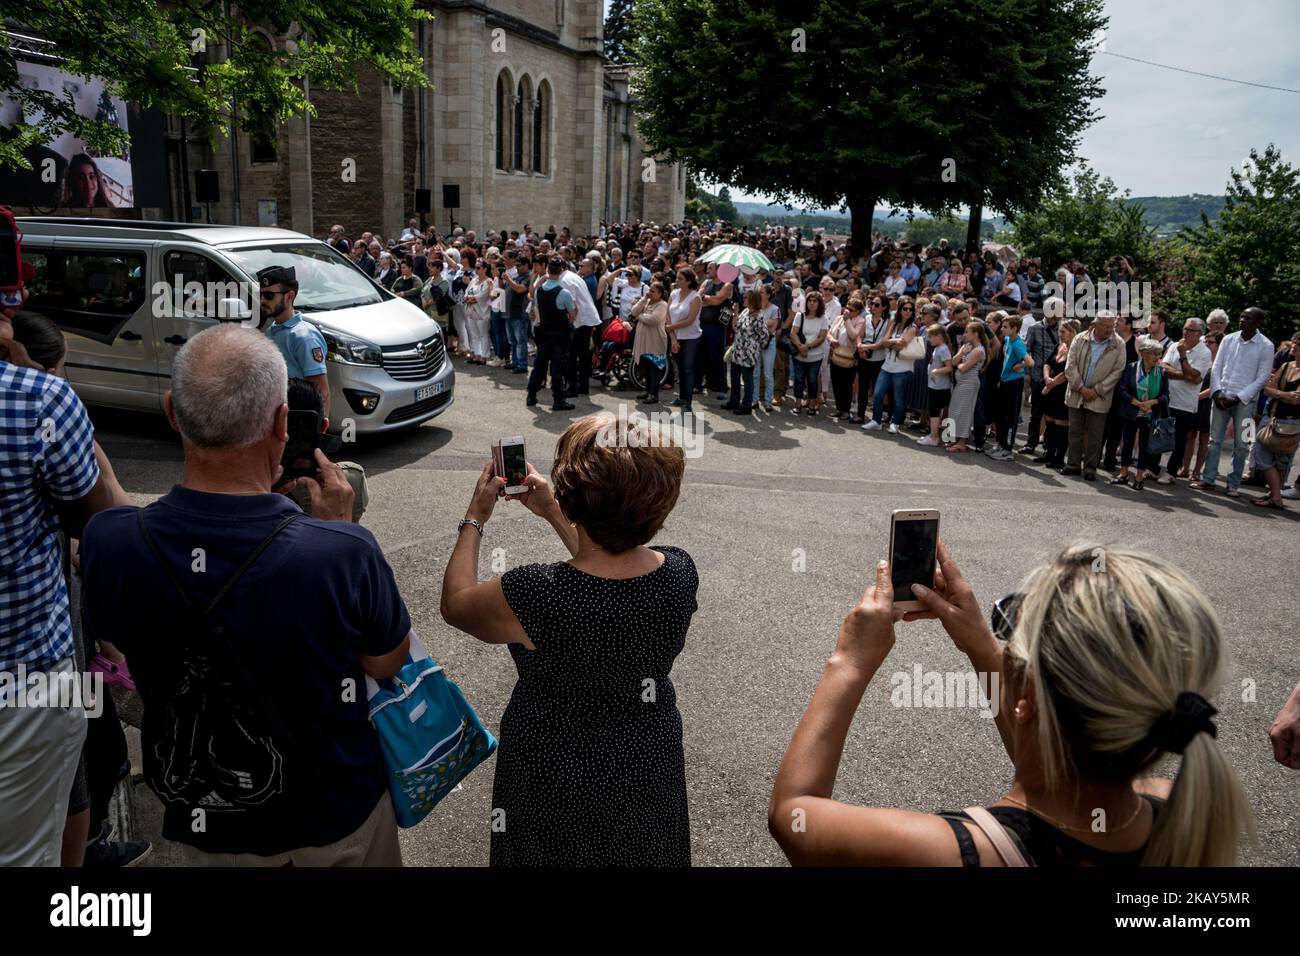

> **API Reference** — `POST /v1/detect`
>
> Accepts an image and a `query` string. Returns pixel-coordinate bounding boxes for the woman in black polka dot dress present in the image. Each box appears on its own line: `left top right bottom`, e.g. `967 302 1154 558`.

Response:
441 415 696 866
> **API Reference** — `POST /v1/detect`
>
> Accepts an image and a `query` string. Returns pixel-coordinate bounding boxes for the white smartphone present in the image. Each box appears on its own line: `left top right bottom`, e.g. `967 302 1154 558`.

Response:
888 508 940 610
493 437 528 495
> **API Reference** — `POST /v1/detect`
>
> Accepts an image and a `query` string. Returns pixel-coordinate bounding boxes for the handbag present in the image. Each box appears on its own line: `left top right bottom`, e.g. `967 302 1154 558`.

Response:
366 634 497 827
1258 418 1300 455
898 329 926 362
780 315 805 356
1259 363 1300 453
830 346 857 369
1147 414 1175 455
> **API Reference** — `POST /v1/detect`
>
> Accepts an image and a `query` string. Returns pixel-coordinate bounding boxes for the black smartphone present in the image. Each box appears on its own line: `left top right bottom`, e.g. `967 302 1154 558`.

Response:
281 410 321 479
889 509 940 609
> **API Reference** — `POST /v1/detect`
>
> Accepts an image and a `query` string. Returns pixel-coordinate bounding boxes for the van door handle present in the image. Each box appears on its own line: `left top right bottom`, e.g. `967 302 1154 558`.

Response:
120 330 142 341
164 334 187 345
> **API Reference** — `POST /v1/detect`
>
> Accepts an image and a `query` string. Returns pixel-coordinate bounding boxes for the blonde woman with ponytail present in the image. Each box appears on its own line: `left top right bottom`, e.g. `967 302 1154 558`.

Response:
770 541 1252 867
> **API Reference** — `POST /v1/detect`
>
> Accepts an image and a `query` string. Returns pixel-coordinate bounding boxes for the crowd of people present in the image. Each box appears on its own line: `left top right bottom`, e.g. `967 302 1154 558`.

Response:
327 218 1300 505
2 214 1298 871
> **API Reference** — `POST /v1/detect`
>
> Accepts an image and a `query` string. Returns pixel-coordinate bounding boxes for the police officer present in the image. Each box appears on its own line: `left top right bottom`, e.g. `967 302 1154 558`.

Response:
258 265 329 417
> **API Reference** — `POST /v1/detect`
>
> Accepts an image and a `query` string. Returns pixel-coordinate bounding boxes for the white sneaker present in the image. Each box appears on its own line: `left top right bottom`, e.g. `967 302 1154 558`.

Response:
862 420 882 431
1282 486 1300 500
888 423 899 434
990 447 1014 461
1157 473 1172 485
916 435 939 446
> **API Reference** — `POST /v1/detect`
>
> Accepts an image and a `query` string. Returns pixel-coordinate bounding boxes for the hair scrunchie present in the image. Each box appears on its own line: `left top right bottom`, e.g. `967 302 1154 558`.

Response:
1148 691 1217 754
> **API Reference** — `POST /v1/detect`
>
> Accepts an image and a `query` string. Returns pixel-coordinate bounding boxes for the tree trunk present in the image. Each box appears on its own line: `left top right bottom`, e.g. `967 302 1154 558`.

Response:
965 202 983 253
847 193 877 258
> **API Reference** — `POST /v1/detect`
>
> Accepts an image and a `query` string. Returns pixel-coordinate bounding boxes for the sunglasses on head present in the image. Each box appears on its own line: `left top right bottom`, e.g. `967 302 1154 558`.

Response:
990 592 1022 641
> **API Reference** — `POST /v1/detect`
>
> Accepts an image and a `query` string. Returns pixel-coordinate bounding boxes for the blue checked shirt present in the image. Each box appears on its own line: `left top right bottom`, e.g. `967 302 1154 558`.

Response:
0 362 100 670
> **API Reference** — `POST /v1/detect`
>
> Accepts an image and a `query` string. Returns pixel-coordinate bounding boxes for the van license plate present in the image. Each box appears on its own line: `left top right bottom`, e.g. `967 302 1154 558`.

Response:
415 382 445 401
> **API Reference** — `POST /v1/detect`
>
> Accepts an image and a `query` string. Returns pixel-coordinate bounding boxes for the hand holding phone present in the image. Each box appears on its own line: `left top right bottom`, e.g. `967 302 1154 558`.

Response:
493 437 528 494
889 509 939 610
280 409 322 479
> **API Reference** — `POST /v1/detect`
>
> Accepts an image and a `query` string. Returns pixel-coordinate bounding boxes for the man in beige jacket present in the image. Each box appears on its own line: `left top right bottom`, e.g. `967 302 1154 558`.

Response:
1062 310 1126 481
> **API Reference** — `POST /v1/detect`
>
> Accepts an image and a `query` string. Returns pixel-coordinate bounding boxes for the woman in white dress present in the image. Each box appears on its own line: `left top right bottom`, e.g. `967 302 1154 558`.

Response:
463 258 494 364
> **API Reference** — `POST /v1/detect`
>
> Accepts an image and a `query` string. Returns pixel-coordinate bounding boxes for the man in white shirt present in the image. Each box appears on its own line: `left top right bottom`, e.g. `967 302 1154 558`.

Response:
559 262 602 397
1198 307 1273 495
1158 318 1212 483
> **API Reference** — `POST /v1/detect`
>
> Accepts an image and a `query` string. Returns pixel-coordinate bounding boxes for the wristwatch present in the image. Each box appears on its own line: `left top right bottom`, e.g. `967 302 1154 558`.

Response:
458 517 484 535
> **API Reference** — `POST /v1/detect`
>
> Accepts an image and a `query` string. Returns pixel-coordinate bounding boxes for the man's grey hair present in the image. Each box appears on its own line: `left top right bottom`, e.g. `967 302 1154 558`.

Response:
171 325 287 449
1207 308 1229 324
1183 317 1205 333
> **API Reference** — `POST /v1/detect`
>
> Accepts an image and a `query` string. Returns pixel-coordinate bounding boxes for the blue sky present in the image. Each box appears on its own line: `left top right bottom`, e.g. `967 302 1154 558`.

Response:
610 0 1300 205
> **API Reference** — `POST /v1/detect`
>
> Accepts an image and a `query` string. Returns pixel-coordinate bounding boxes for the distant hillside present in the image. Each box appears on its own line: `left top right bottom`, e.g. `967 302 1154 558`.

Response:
724 195 1225 240
1125 194 1225 235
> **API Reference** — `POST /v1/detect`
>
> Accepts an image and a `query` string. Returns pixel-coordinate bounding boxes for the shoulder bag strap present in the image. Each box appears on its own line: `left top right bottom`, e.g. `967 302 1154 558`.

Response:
963 806 1032 867
1273 361 1294 414
136 508 305 617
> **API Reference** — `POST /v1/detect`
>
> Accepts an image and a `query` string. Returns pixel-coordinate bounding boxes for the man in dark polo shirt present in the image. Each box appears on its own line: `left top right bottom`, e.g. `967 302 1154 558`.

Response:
526 256 576 411
81 324 412 866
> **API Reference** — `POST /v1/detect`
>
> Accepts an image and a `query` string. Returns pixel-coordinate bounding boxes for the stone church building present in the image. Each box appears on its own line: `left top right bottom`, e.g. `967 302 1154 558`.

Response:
178 0 685 239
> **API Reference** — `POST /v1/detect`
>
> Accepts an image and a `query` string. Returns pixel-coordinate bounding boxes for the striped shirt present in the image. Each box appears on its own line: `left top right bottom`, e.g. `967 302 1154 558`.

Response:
0 362 100 670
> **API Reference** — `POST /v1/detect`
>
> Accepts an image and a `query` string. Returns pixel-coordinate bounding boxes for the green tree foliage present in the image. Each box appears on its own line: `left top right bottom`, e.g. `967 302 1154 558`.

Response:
905 213 994 247
1169 146 1299 340
604 0 636 64
1 1 429 171
1008 165 1155 273
686 178 739 222
628 0 1105 253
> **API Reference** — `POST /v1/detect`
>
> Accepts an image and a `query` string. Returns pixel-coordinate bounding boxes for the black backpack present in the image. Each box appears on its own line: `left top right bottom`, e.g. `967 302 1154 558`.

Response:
135 510 310 813
427 280 451 316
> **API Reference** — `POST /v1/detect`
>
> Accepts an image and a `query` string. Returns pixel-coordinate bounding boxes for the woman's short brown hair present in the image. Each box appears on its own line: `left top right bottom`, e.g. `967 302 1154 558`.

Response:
551 414 685 554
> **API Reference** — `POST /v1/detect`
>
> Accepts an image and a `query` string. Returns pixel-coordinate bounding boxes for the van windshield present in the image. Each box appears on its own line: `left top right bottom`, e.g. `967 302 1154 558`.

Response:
224 242 386 312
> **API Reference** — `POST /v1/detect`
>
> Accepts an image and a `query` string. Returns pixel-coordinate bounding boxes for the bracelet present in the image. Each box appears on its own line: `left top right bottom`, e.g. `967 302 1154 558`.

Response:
458 517 484 535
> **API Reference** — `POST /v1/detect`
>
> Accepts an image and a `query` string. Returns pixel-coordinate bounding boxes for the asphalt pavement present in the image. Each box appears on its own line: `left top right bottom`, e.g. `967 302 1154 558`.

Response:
95 359 1300 866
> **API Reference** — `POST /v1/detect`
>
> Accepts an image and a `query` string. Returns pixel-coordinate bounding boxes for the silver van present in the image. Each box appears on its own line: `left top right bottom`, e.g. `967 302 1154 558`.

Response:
17 218 454 433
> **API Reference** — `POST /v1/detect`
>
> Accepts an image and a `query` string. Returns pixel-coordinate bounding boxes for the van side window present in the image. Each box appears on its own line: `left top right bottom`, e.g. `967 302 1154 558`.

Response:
22 248 147 338
162 250 249 317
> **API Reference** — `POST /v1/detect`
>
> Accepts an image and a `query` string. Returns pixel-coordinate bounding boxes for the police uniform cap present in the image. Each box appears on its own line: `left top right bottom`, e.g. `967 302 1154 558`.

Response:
258 265 296 288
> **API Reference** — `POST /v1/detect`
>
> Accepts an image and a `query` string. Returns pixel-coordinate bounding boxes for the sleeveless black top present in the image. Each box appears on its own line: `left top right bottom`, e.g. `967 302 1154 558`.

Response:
940 795 1165 867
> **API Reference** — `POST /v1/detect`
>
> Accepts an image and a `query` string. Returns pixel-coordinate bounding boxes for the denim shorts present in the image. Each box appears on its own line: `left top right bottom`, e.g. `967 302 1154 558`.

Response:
1250 416 1300 475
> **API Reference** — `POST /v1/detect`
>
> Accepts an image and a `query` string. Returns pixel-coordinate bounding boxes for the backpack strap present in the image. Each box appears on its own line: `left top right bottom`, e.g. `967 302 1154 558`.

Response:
962 806 1032 867
135 508 305 617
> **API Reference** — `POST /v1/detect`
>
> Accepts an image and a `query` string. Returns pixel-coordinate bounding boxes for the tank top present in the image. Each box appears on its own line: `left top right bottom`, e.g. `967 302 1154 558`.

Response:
1270 361 1300 418
940 795 1165 867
